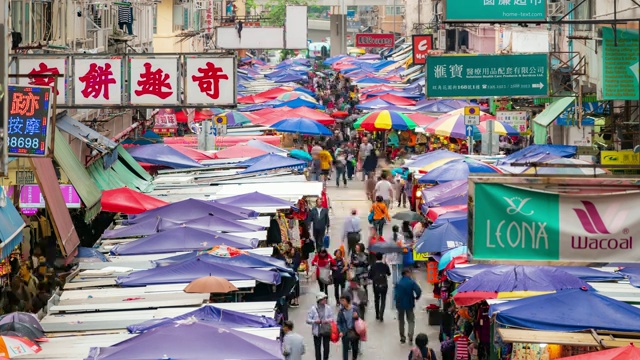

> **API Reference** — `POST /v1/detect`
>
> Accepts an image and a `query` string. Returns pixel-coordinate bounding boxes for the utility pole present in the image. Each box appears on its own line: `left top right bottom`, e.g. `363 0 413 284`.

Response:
0 2 8 176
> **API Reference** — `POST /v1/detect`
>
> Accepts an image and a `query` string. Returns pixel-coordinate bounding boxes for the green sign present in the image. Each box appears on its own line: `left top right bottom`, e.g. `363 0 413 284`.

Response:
602 27 639 100
426 54 549 98
445 0 547 22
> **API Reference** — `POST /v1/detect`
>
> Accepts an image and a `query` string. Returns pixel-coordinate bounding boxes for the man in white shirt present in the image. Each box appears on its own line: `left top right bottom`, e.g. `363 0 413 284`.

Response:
282 321 305 360
359 137 374 181
374 172 394 209
342 209 362 256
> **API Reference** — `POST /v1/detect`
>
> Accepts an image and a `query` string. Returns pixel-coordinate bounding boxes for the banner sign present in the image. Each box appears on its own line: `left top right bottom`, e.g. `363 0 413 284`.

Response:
355 33 395 48
19 184 81 209
445 0 547 22
184 56 237 106
602 27 639 101
18 57 67 105
129 57 181 106
496 111 528 133
74 57 123 105
426 54 549 98
472 183 640 263
7 85 52 157
154 109 178 130
412 35 433 65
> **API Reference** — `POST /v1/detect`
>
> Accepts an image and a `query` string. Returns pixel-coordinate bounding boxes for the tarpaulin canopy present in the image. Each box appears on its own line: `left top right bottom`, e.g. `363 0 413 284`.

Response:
415 220 467 253
405 149 464 169
490 289 640 333
75 247 109 262
154 252 291 272
213 143 268 159
270 118 332 136
167 145 215 162
127 144 204 169
616 267 640 288
215 191 293 208
87 321 284 360
274 98 325 109
556 345 640 360
127 198 259 224
496 145 577 166
110 227 257 255
239 154 307 174
422 180 468 207
101 187 168 215
447 264 624 283
418 159 502 184
127 305 278 333
116 257 281 286
247 139 288 154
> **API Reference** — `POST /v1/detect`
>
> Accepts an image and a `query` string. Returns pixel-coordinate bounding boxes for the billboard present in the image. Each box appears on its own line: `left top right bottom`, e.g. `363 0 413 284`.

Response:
426 54 549 98
471 181 640 263
412 34 433 65
129 57 181 106
285 6 309 49
355 33 395 48
7 85 52 157
602 27 639 100
184 56 237 106
445 0 547 22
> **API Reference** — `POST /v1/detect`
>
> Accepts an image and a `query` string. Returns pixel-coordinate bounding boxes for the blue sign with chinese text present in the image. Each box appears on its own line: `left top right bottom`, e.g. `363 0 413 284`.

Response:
7 85 52 156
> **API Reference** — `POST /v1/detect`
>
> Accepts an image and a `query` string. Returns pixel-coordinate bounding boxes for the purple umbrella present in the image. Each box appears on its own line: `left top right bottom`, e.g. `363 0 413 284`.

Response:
414 99 471 113
153 252 290 272
127 198 259 224
215 191 292 208
0 312 43 332
127 144 204 169
422 180 468 207
87 321 284 360
160 214 265 232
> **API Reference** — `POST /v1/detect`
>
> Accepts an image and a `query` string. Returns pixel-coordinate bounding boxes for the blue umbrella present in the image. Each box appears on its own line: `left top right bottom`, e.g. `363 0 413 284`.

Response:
416 221 467 254
418 159 502 184
438 246 468 271
271 118 332 136
290 149 312 161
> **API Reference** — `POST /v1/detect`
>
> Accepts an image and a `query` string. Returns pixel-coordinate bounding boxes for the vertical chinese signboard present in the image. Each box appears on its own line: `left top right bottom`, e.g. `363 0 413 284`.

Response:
7 85 52 156
73 57 123 105
184 56 237 106
128 57 180 106
18 57 67 105
602 27 639 101
445 0 547 22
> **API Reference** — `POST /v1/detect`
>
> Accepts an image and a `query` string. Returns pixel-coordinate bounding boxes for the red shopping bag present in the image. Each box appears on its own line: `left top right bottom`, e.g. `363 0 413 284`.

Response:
330 321 340 343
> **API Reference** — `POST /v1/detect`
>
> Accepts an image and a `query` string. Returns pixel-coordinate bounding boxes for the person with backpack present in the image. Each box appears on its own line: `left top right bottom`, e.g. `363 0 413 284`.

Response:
409 333 437 360
344 278 367 320
369 252 391 322
306 292 334 360
337 295 361 360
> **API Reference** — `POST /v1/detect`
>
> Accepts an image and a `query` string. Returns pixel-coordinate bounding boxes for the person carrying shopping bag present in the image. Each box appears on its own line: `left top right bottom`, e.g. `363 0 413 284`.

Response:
307 292 335 360
370 196 391 236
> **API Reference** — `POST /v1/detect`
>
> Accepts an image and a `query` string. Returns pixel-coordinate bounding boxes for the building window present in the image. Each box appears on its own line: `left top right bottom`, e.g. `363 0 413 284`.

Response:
574 0 593 31
384 6 404 16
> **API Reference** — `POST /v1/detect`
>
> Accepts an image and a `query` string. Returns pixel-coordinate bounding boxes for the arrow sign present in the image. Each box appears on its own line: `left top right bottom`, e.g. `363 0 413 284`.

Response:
466 125 474 137
532 83 544 89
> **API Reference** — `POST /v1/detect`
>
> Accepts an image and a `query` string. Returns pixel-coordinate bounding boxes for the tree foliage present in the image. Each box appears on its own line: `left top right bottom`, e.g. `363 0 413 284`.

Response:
263 0 315 26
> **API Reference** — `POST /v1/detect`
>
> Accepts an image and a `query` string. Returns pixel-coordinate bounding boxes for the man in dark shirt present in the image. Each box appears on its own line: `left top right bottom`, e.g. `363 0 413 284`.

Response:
368 252 391 322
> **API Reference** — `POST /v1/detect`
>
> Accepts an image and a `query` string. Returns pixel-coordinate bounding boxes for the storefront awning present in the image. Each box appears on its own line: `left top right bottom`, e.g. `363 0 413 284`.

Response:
533 96 576 144
498 328 640 348
0 191 26 260
88 146 154 193
53 128 102 222
56 114 118 154
29 158 80 263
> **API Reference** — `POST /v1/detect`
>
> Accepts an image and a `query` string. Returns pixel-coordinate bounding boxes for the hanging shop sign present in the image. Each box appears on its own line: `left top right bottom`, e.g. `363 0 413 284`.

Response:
73 57 123 105
18 184 81 210
15 170 35 185
412 34 433 65
18 57 67 105
496 111 528 133
7 85 52 157
425 54 549 98
602 27 639 101
444 0 547 22
471 182 640 263
153 109 178 134
355 34 395 48
129 57 181 106
184 56 237 106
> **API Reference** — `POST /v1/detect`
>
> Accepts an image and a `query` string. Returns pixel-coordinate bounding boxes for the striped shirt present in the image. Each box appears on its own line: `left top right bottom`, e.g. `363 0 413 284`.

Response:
118 2 133 23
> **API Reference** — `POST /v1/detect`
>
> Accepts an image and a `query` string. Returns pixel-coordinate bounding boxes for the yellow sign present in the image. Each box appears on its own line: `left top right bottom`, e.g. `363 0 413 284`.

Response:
464 106 480 116
601 150 640 166
214 115 228 125
413 249 430 262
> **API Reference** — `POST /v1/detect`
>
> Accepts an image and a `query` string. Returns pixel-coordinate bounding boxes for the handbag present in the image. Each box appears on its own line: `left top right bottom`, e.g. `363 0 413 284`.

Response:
317 306 332 336
367 211 374 224
323 235 330 249
319 264 333 284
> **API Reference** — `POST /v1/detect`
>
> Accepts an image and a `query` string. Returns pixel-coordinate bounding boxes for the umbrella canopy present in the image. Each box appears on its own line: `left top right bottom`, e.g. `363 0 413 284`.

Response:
392 211 423 222
558 345 640 359
426 108 493 139
220 111 255 127
215 191 293 208
289 149 312 161
101 187 169 215
168 145 216 162
495 144 577 167
117 257 281 287
128 198 258 224
413 99 471 113
239 154 307 174
237 94 269 104
476 120 520 136
213 143 268 159
127 144 203 169
153 250 290 271
109 227 256 255
426 205 467 221
274 98 324 109
270 118 332 136
522 157 609 176
276 91 317 103
407 113 438 126
454 265 593 306
289 107 335 125
247 139 287 154
404 149 464 169
160 214 264 233
0 313 43 332
490 289 640 333
438 246 468 271
416 221 467 254
75 247 109 262
0 336 41 358
174 110 214 123
354 110 418 131
127 305 278 334
183 276 238 293
418 159 502 184
87 321 284 360
0 323 43 342
422 180 468 207
363 94 416 107
447 264 624 283
256 86 293 100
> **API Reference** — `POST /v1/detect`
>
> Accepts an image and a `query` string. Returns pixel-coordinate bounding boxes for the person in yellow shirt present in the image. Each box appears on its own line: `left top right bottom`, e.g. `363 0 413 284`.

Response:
318 147 333 183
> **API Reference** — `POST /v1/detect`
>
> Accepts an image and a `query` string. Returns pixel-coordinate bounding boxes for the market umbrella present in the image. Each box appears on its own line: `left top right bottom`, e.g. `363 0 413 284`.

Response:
221 111 255 127
369 241 404 254
214 191 292 209
404 149 464 170
0 335 41 358
276 91 317 103
289 149 312 161
127 198 259 224
438 246 468 271
415 156 466 174
270 118 332 136
422 179 468 207
415 221 467 254
426 108 493 139
418 159 502 184
453 265 593 306
127 144 204 169
237 94 269 104
86 321 284 360
256 86 293 99
362 94 416 107
426 205 467 221
354 110 418 131
0 323 43 342
413 99 472 113
560 344 640 359
168 145 216 162
101 187 169 215
0 313 43 333
392 211 423 222
174 110 213 123
447 264 624 283
213 143 268 159
75 247 109 263
407 113 438 126
290 107 335 125
183 276 239 294
475 120 520 136
155 249 290 272
521 158 609 176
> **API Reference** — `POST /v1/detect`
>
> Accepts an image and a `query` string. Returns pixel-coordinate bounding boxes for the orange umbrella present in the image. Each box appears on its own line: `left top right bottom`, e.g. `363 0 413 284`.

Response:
559 344 640 359
184 276 239 294
101 187 169 214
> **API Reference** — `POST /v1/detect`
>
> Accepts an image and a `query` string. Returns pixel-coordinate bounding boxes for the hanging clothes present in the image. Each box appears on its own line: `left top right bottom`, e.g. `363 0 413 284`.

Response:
266 217 282 246
117 1 134 35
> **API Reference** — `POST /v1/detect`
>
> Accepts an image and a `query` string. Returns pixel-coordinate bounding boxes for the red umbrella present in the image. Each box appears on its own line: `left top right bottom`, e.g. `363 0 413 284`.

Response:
256 87 293 100
426 205 467 221
290 107 335 125
237 95 269 104
407 113 438 126
559 345 640 359
168 144 215 161
101 187 169 214
213 143 268 159
174 110 213 123
363 94 416 107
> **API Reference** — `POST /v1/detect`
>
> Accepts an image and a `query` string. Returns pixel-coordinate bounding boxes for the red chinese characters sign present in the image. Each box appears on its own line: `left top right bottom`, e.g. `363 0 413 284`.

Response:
129 58 179 105
73 58 122 105
18 58 67 104
154 109 178 130
185 57 236 106
355 33 395 48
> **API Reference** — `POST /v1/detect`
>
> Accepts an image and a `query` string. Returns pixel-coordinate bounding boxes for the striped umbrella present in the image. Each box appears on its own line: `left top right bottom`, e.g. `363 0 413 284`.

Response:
221 111 255 128
276 91 317 103
354 110 418 131
426 108 493 139
475 120 520 136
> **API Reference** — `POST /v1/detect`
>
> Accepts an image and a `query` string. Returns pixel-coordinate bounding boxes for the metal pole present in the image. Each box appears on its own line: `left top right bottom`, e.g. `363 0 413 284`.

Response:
341 0 346 54
0 2 8 176
393 0 396 50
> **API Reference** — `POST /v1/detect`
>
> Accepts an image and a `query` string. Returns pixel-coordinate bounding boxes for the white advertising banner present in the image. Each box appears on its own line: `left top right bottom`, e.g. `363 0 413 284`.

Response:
73 58 123 105
184 57 236 106
129 57 180 106
496 111 528 133
18 58 67 104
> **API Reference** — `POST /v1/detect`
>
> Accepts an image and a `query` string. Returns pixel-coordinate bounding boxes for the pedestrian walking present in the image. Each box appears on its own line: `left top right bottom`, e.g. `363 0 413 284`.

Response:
365 173 376 202
342 209 362 256
312 249 335 294
385 225 405 286
344 278 368 320
307 292 335 360
362 150 378 180
369 252 391 322
337 295 361 360
332 249 349 304
374 173 394 209
370 196 391 236
359 137 374 181
395 269 422 345
318 146 333 183
408 333 438 360
350 243 369 297
394 174 407 208
282 320 305 360
307 198 330 250
334 145 348 187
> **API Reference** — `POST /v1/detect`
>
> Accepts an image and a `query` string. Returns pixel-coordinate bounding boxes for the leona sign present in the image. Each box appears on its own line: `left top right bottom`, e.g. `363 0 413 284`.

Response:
355 34 395 48
426 54 549 98
472 183 640 263
445 0 547 22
